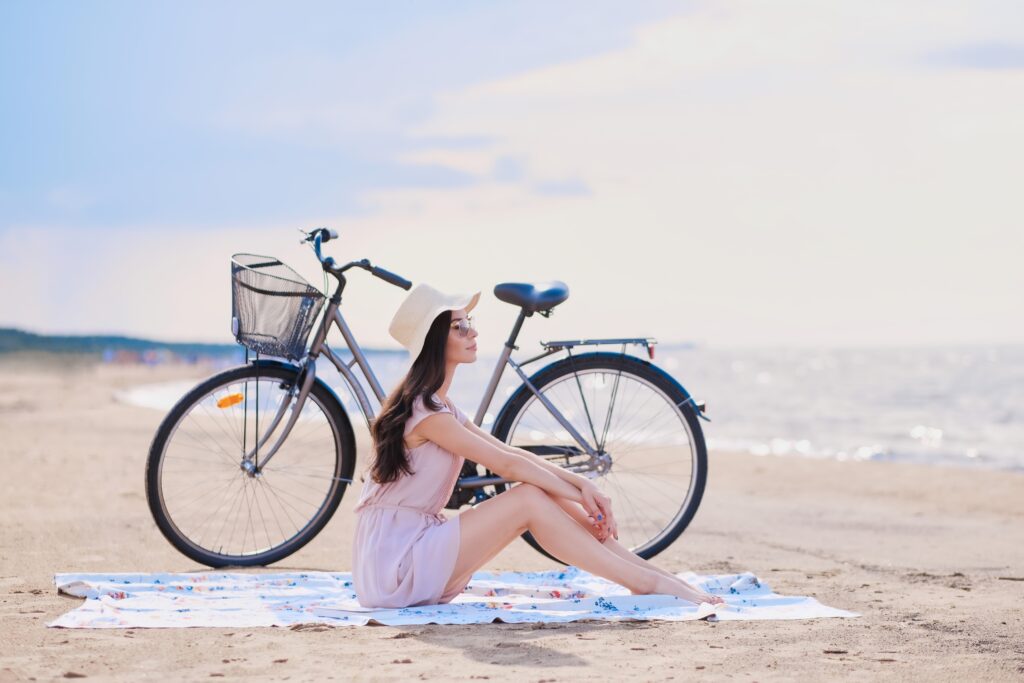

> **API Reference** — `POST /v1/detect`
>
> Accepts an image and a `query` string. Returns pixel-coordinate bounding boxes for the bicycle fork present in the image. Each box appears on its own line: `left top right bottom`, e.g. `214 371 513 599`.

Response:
239 360 317 476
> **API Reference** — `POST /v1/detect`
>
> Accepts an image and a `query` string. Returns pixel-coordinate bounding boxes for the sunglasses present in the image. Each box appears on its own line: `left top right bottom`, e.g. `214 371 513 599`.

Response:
449 315 475 338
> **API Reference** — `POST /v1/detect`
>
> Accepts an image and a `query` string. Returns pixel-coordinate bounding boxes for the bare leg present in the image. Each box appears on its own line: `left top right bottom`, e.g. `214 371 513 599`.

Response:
549 495 722 604
442 483 717 604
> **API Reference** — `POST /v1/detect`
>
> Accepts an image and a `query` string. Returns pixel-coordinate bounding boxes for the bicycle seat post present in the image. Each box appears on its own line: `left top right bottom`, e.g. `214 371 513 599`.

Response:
473 308 530 427
504 309 530 352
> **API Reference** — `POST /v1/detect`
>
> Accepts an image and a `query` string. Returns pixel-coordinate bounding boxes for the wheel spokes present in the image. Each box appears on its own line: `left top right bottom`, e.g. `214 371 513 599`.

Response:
158 377 341 562
507 369 698 554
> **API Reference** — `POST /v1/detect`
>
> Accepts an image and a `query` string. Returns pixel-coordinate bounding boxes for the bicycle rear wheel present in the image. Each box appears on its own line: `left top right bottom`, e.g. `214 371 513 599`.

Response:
490 352 707 561
145 363 355 567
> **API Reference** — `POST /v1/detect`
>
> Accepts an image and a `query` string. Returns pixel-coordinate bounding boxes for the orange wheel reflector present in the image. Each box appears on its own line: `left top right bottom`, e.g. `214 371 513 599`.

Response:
216 393 245 409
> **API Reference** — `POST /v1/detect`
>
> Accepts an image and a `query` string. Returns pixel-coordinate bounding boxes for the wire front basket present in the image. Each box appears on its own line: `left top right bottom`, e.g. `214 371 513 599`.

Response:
231 253 325 361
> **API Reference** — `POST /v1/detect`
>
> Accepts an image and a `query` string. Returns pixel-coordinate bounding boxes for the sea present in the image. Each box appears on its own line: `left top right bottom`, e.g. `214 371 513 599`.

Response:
116 343 1024 473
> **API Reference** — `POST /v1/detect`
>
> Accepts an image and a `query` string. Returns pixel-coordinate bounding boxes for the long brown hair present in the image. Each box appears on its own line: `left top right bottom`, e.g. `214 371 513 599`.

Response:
367 309 452 484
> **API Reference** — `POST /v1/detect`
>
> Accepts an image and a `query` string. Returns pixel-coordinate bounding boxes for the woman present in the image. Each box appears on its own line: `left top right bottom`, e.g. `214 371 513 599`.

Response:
351 283 724 609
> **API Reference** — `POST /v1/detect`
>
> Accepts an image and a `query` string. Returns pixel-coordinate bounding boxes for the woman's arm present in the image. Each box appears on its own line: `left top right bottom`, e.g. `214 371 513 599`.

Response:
414 413 586 505
463 420 593 490
461 419 618 539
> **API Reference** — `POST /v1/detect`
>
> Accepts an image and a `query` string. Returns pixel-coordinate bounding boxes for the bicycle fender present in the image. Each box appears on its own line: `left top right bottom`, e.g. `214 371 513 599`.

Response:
633 355 712 423
496 351 710 432
580 351 710 421
244 359 359 480
605 352 710 423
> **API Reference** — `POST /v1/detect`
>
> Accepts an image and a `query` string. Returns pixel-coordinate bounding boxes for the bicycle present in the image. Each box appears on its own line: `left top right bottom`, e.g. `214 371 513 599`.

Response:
145 227 711 568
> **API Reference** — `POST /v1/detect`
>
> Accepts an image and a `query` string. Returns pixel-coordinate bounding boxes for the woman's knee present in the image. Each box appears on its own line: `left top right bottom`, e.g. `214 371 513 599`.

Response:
508 483 559 521
510 483 550 504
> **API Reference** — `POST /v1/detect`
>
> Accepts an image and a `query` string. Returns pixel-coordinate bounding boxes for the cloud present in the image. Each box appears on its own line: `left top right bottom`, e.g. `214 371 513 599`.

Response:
533 178 590 197
352 0 1024 346
926 42 1024 69
4 2 1023 347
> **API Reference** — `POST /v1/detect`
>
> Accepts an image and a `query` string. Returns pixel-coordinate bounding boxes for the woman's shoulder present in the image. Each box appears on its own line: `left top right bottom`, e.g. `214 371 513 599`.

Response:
405 392 467 434
409 392 446 417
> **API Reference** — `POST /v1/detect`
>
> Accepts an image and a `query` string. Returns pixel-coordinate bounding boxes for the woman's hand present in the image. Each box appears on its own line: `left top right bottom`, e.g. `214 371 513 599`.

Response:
579 480 618 541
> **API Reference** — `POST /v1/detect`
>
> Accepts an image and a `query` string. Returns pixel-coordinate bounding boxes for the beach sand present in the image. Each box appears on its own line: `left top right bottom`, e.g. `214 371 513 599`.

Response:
1 358 1022 681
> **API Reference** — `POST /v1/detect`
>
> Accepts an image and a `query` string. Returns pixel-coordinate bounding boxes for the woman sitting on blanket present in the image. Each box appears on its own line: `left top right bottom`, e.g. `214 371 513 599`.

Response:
350 283 726 609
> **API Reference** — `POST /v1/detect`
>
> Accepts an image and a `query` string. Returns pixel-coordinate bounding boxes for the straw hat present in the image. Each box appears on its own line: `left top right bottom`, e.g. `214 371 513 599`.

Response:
389 283 481 363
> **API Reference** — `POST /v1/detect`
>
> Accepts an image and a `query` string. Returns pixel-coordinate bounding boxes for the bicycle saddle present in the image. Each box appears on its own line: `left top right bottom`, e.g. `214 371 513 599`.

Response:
493 281 569 314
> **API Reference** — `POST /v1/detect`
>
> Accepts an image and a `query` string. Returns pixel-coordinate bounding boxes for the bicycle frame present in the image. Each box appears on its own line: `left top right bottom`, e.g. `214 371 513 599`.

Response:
244 272 658 490
150 230 711 567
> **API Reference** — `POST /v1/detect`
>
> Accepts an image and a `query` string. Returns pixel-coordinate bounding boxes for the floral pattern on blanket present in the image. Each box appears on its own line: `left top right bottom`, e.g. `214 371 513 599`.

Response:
49 566 858 628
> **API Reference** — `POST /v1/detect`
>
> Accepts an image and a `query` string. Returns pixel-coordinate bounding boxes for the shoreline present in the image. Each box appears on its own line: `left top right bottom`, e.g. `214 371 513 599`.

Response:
1 361 1022 680
107 369 1024 475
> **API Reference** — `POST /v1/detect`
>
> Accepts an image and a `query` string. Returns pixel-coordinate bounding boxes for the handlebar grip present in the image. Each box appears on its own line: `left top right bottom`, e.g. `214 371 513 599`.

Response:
371 266 412 290
320 228 338 243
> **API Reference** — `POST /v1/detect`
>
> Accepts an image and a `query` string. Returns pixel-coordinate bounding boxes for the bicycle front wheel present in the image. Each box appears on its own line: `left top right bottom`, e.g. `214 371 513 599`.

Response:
491 352 707 561
145 363 355 567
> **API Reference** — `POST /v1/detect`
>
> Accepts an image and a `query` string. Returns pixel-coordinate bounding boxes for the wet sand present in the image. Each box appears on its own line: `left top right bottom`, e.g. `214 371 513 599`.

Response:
1 358 1022 681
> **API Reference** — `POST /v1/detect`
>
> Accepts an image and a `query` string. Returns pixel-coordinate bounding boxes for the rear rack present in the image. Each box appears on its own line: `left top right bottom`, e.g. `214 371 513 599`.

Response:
541 337 657 350
515 337 660 369
538 336 707 420
539 337 658 361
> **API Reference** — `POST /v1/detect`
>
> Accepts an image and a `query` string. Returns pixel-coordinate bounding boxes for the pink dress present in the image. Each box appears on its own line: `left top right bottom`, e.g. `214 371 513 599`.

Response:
351 392 471 608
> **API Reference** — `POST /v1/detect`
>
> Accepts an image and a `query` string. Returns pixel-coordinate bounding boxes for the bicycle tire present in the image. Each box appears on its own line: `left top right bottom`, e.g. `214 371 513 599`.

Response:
145 362 356 567
489 352 708 562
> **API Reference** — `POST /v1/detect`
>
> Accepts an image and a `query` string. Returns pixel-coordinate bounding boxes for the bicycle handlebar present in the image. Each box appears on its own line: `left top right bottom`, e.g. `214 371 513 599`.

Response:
369 265 412 290
303 227 412 291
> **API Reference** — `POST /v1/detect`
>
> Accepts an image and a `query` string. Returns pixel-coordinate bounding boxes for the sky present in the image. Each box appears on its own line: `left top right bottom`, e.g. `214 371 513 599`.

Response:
1 0 1022 351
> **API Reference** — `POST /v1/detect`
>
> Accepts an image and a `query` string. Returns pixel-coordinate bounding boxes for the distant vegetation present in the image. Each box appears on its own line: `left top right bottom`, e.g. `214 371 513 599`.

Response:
0 327 240 359
0 327 407 362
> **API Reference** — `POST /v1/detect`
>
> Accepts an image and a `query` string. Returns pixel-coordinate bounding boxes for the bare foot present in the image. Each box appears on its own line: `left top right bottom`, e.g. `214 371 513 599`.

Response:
649 576 725 605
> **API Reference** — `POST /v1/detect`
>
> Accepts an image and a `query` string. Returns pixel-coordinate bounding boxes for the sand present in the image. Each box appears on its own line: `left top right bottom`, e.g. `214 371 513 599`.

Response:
0 357 1022 681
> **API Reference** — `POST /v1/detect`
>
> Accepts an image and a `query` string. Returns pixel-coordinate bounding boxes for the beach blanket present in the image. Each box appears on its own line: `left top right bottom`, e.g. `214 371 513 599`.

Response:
49 566 858 628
